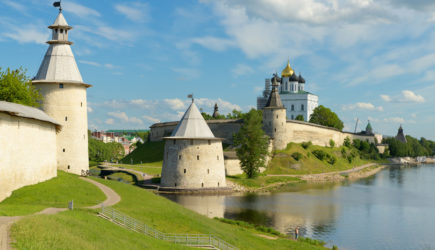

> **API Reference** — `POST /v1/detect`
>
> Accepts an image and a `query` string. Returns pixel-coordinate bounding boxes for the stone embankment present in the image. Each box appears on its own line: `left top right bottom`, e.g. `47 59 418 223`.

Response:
389 157 435 165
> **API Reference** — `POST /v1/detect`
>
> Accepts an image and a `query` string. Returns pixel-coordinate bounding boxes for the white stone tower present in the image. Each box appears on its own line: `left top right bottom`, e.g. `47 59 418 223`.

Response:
263 76 288 150
32 10 91 175
160 100 226 190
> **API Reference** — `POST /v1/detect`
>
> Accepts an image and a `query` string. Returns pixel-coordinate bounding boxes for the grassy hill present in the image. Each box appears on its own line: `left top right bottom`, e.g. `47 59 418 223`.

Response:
7 174 327 249
0 171 105 216
121 141 164 165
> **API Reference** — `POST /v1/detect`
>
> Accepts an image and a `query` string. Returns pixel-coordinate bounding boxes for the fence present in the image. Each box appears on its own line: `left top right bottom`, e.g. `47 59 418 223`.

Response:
99 205 238 250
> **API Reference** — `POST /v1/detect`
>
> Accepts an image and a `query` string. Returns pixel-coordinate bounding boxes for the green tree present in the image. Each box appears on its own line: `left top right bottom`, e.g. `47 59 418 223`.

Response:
233 109 269 178
0 67 42 107
295 115 304 121
309 105 344 131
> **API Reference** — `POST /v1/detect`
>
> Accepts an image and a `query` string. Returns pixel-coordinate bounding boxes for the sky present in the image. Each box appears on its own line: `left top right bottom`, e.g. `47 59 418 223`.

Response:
0 0 434 139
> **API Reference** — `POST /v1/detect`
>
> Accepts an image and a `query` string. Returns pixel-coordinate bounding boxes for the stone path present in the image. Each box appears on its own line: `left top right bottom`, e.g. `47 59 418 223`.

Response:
0 177 121 250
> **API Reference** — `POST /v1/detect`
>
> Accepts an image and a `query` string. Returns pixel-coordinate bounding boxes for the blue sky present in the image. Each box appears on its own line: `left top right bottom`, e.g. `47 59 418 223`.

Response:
1 0 435 139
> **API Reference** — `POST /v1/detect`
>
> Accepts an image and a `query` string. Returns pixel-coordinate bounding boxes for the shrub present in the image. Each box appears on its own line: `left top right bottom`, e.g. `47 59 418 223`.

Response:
301 141 312 149
347 155 353 163
344 137 351 147
291 152 303 161
341 148 347 157
329 139 335 148
312 150 326 160
332 246 339 250
326 154 337 165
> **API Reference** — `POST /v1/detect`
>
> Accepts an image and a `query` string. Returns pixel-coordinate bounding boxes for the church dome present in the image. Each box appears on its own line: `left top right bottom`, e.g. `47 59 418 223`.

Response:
289 73 299 82
281 60 294 77
298 74 305 83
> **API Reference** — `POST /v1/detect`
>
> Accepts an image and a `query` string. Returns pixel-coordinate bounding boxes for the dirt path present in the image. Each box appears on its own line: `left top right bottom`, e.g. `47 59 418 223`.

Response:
100 163 155 185
0 176 121 250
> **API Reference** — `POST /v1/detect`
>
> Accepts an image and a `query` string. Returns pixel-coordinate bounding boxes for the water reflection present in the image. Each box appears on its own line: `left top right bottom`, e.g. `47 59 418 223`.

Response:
161 164 435 249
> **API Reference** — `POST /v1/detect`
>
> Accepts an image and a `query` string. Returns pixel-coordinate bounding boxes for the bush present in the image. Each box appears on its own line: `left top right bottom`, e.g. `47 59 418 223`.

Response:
301 141 312 149
341 148 347 157
291 152 303 161
332 246 339 250
312 150 326 160
329 139 335 148
326 154 337 165
347 155 353 163
344 137 351 147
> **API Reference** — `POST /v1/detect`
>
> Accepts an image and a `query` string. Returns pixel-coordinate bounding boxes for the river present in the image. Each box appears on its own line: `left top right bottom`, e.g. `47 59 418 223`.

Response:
161 164 435 250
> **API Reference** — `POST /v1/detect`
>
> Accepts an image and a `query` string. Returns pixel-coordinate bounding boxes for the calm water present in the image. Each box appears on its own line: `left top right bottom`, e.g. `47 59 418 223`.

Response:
162 164 435 250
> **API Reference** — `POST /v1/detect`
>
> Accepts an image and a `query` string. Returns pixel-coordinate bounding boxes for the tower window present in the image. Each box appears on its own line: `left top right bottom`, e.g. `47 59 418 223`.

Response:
60 29 63 33
65 116 67 121
67 165 70 169
55 29 58 33
276 115 278 118
59 83 64 88
175 183 177 187
178 155 182 160
218 182 220 187
301 104 304 111
291 105 294 111
197 155 200 160
202 183 204 188
190 140 193 145
81 102 83 107
63 148 65 152
207 169 210 174
208 140 211 145
217 155 219 160
184 169 186 174
274 128 276 132
173 140 176 145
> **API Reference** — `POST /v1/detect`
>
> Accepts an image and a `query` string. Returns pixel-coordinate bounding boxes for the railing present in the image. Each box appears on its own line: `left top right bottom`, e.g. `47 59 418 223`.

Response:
100 206 238 250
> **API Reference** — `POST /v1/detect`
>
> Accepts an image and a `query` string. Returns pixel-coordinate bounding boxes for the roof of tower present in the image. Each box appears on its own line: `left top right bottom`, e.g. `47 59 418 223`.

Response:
0 101 61 130
395 125 407 143
48 12 72 29
289 72 299 82
167 102 217 139
265 78 284 108
281 60 294 77
298 74 305 83
33 12 90 87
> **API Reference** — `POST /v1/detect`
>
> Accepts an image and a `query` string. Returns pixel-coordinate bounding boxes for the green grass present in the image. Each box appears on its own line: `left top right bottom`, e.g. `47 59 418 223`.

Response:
0 171 105 216
111 163 162 176
87 178 325 250
266 143 374 175
107 172 136 184
11 209 189 250
121 141 165 164
227 175 303 189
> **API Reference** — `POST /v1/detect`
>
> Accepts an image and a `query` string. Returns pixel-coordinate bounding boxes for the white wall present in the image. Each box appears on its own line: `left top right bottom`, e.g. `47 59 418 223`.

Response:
0 113 57 202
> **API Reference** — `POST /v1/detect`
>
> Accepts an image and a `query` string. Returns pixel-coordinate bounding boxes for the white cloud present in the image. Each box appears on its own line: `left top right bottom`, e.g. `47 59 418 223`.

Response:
104 63 115 69
129 117 143 124
384 117 405 123
3 26 48 44
164 98 186 110
64 2 101 18
381 90 425 103
108 111 129 122
115 2 150 23
87 107 93 113
142 115 160 123
232 64 254 77
343 102 383 111
105 118 114 125
191 36 236 51
79 60 101 67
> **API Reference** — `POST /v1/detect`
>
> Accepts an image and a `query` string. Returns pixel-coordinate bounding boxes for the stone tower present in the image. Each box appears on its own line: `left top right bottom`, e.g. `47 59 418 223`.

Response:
32 10 91 175
395 125 407 143
160 100 226 190
263 76 287 150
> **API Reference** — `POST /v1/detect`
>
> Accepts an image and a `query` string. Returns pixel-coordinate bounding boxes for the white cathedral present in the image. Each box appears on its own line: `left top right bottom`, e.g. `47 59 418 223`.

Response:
257 61 318 121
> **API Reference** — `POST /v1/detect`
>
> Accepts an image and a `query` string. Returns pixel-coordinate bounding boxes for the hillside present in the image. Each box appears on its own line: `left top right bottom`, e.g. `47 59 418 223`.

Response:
121 141 164 165
5 173 327 249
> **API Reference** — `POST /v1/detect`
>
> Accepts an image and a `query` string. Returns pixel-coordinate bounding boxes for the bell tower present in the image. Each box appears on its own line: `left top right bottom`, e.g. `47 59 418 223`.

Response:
32 9 91 175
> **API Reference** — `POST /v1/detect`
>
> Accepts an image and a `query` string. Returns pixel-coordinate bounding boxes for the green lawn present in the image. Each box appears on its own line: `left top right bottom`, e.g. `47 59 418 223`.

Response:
266 143 374 175
228 175 303 189
0 171 105 216
121 141 165 164
111 163 162 176
11 209 189 250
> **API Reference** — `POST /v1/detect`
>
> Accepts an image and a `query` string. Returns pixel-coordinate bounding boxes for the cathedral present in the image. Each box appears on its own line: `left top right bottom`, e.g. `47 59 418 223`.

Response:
257 61 318 121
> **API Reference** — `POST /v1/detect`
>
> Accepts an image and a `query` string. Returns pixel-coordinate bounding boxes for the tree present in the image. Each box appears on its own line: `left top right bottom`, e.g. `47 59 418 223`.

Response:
233 109 269 178
295 115 304 121
0 67 42 107
309 105 344 131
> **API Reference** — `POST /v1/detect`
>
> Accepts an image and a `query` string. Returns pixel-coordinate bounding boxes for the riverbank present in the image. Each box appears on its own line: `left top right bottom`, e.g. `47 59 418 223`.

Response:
389 156 435 165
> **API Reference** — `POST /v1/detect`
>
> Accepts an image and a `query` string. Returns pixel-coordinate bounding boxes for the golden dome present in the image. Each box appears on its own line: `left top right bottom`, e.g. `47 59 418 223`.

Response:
281 60 294 77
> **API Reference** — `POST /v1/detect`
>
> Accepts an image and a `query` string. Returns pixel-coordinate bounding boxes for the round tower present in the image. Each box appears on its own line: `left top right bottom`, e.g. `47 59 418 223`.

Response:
32 10 91 175
160 100 227 190
263 76 287 150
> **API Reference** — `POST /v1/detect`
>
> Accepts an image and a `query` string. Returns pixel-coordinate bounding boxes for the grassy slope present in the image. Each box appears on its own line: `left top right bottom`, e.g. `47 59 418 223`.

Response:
111 163 162 176
11 209 188 250
266 143 373 175
0 171 105 216
228 175 303 188
90 178 324 250
121 141 164 164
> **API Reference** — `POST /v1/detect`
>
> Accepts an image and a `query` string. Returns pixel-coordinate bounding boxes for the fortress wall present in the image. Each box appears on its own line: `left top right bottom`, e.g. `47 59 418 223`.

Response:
0 113 57 202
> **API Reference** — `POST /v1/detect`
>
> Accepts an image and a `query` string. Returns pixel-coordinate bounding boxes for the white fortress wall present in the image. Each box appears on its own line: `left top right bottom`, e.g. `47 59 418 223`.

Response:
0 113 58 202
35 83 89 175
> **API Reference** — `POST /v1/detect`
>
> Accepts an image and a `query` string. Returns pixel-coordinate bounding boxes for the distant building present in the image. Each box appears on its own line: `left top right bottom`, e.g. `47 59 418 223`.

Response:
91 130 143 155
396 125 407 143
257 61 318 121
212 103 220 118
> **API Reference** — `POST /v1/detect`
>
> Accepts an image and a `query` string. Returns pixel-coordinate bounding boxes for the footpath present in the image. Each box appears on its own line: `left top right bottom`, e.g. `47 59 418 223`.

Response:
0 177 121 250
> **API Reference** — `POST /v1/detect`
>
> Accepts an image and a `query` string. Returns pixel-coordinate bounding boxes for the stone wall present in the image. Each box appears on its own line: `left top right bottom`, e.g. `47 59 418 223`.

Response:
0 113 58 202
161 139 226 189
